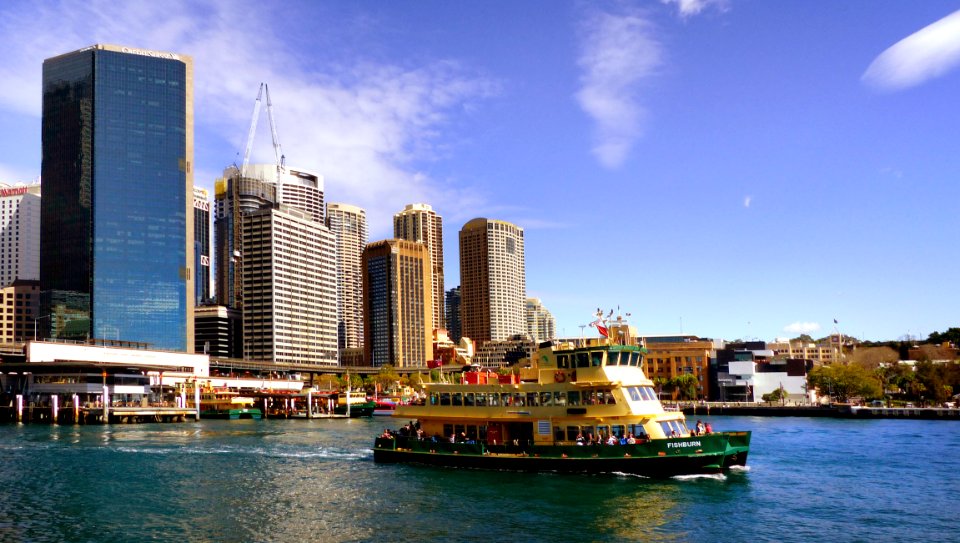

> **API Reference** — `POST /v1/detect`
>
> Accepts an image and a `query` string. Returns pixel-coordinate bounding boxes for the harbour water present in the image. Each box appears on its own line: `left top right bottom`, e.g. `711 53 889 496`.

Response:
1 416 957 542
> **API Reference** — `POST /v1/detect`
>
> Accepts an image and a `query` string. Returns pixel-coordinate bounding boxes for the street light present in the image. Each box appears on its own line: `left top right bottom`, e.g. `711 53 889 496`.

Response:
33 314 54 341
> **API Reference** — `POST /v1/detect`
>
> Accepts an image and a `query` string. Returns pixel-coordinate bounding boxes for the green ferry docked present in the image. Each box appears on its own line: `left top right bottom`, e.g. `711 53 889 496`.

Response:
374 324 750 477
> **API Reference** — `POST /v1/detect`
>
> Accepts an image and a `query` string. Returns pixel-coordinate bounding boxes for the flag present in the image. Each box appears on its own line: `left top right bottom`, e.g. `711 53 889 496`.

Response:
590 318 609 338
833 319 838 324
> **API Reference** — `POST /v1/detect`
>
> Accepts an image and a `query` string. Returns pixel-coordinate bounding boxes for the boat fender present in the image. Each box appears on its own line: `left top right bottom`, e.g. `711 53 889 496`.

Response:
555 371 566 383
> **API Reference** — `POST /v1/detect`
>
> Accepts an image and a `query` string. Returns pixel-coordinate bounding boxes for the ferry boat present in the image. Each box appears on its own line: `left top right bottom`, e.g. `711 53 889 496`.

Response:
198 390 262 420
319 391 375 417
373 334 750 477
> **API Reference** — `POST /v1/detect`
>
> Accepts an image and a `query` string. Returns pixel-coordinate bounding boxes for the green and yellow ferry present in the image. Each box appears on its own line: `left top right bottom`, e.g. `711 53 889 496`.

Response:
373 336 750 477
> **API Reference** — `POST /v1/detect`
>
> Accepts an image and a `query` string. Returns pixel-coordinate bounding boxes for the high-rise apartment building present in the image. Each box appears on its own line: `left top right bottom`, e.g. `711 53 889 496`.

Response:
459 218 526 344
326 202 367 350
393 203 444 332
525 297 556 343
362 239 433 368
0 280 39 343
445 286 461 343
40 44 194 351
242 205 337 365
0 184 41 287
193 187 211 305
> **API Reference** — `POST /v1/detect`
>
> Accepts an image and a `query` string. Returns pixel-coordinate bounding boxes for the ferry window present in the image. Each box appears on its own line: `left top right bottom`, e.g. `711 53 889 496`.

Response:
488 393 500 407
501 393 512 406
597 425 609 437
611 425 625 438
476 393 487 407
567 391 580 405
464 393 475 407
454 424 466 439
452 392 463 406
566 426 580 441
629 424 648 439
604 391 616 405
607 351 620 366
467 425 478 440
576 352 590 368
440 393 451 406
557 391 567 406
430 393 439 406
526 392 539 406
659 421 674 436
632 352 642 366
540 391 553 406
513 392 524 406
591 351 603 367
558 354 569 369
554 426 565 442
627 387 642 402
444 424 454 438
581 426 595 439
478 425 487 441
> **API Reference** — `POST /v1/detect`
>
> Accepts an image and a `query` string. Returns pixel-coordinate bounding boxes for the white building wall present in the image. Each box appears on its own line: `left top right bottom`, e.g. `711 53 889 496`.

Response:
0 184 41 286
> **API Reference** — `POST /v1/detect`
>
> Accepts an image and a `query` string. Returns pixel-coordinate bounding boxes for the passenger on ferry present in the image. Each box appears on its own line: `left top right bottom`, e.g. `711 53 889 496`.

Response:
626 433 637 445
704 423 713 434
696 420 706 435
575 432 585 445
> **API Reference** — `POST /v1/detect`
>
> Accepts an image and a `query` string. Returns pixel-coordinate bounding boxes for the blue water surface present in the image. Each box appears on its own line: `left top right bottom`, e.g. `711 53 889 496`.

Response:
0 416 957 543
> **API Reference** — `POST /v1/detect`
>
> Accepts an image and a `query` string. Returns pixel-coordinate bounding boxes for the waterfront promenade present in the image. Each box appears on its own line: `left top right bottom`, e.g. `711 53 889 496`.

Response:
681 402 960 420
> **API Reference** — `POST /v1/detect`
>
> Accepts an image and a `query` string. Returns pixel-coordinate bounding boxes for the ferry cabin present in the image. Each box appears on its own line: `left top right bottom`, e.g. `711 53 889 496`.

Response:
396 343 692 447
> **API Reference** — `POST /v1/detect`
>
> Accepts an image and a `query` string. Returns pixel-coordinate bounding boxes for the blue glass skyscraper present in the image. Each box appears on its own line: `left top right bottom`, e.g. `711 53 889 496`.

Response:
40 44 194 351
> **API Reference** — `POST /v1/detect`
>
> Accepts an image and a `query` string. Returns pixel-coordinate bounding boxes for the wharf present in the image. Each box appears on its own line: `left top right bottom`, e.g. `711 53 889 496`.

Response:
0 405 196 424
682 404 960 420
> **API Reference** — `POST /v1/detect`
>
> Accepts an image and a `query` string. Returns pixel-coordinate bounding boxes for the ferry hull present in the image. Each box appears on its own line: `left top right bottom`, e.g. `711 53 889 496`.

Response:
373 432 749 478
200 408 263 420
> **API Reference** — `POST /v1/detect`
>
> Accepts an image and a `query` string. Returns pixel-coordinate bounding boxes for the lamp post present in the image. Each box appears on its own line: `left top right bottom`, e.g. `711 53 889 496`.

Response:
33 314 54 341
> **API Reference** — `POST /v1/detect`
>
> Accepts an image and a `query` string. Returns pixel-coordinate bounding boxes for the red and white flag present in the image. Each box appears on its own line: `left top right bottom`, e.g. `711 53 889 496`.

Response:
590 318 609 338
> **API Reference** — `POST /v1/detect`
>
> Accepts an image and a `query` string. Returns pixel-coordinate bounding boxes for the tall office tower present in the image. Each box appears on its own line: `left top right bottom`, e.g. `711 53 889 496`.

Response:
0 183 41 287
326 203 367 350
525 297 556 343
362 239 433 368
393 203 444 332
242 205 337 365
445 286 461 343
459 218 526 344
214 164 322 309
193 187 212 305
40 45 194 351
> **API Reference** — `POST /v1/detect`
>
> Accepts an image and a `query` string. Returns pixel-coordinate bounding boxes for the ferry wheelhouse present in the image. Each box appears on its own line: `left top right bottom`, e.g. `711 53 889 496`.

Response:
374 337 750 477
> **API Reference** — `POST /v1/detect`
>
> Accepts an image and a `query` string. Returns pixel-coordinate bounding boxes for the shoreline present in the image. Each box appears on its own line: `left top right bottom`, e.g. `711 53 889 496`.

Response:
681 403 960 420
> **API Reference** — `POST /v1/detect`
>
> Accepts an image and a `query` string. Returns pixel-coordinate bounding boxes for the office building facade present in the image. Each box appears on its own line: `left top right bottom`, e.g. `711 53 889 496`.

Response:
525 297 555 343
242 205 337 365
445 286 461 343
362 239 433 368
393 203 444 332
193 187 211 305
40 44 194 351
0 184 41 287
326 202 367 350
459 218 526 344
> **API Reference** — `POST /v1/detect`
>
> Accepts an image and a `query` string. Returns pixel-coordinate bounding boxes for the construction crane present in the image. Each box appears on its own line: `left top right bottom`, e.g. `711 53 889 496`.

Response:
240 83 285 178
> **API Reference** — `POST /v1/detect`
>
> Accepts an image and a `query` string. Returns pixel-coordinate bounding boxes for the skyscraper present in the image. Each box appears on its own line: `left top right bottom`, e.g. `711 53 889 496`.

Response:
393 203 444 331
0 183 41 287
326 202 367 350
193 187 211 305
362 239 433 368
242 205 337 365
40 44 194 351
525 297 556 343
459 218 525 344
445 286 461 343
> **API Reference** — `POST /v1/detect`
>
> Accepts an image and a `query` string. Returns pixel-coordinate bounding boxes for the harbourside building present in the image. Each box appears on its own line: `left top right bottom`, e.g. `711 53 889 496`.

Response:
445 286 461 343
193 305 241 358
193 187 212 305
0 280 39 344
326 202 367 350
362 239 433 368
241 204 337 366
525 297 556 344
40 44 194 351
641 335 716 401
393 203 445 332
459 218 526 345
0 183 41 288
768 337 844 365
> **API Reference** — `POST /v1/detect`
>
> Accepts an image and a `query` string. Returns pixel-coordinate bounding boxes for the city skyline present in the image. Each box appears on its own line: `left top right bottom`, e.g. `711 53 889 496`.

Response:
1 1 958 342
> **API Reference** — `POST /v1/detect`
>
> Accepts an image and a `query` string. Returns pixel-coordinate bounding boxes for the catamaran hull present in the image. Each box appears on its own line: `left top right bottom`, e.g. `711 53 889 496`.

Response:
373 432 749 478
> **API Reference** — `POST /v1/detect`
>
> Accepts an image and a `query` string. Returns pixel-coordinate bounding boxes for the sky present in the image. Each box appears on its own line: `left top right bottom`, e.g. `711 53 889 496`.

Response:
0 0 957 343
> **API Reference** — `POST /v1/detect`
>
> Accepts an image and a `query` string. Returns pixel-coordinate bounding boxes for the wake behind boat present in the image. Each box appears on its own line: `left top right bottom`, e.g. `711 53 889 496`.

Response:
373 321 750 477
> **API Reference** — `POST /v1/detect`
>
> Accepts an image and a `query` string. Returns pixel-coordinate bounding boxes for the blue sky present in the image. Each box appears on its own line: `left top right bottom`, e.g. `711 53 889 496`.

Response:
1 0 957 343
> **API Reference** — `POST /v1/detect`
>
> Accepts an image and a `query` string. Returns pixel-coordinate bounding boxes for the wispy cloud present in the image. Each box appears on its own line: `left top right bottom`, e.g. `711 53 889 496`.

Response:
783 321 821 335
862 9 960 91
575 5 662 169
0 0 499 238
743 195 752 208
661 0 728 19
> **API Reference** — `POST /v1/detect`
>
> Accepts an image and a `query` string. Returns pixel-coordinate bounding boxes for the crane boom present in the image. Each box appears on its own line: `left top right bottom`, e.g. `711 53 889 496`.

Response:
240 83 264 178
263 84 285 172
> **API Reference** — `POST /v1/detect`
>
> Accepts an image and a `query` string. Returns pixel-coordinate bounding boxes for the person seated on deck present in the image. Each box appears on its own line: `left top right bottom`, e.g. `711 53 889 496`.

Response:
607 434 618 446
704 423 713 434
381 429 393 439
619 434 628 445
626 433 637 445
449 433 456 443
575 432 585 445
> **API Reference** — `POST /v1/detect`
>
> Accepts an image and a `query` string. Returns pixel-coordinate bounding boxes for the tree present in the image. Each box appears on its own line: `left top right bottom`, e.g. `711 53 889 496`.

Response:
927 328 960 346
761 387 787 405
807 364 882 403
793 334 815 344
848 346 899 370
670 374 698 401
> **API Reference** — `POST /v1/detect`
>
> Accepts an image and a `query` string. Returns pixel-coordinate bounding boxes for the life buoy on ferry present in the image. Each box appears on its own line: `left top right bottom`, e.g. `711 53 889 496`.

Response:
555 371 566 383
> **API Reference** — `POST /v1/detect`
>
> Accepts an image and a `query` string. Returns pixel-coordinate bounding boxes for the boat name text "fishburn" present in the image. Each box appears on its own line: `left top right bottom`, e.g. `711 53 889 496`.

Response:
667 441 702 448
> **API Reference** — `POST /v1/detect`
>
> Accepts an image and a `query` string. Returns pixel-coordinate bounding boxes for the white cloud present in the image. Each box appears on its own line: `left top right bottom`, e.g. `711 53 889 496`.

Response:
862 9 960 91
0 163 39 185
661 0 728 19
575 6 662 169
0 0 499 238
783 322 821 334
743 195 752 208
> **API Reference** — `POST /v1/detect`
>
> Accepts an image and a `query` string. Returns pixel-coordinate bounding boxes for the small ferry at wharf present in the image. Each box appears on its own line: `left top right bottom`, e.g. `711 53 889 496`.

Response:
374 326 751 477
198 390 262 420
